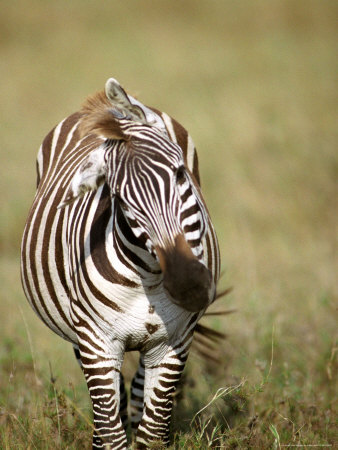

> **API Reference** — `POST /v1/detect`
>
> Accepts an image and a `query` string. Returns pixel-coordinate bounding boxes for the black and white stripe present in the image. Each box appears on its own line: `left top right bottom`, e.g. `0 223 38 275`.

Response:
21 78 220 448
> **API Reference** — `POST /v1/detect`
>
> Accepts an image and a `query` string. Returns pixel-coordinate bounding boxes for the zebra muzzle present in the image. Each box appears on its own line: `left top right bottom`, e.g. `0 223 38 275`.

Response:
156 235 212 312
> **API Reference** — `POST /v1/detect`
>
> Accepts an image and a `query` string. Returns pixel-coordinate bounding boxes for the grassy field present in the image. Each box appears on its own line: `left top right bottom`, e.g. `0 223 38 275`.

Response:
1 0 337 448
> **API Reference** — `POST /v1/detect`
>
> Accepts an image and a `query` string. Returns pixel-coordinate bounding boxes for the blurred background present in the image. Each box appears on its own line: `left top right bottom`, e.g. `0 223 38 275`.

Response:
1 0 337 447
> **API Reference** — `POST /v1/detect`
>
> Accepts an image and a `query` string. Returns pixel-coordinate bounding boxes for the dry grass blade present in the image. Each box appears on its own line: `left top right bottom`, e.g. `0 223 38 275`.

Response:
191 381 246 425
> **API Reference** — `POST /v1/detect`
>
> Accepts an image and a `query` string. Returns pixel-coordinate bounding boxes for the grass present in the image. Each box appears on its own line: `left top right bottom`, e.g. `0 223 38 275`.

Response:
1 0 337 448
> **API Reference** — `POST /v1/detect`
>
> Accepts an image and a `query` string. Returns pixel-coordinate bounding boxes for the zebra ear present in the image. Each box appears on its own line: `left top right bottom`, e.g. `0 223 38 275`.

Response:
58 148 106 209
105 78 147 124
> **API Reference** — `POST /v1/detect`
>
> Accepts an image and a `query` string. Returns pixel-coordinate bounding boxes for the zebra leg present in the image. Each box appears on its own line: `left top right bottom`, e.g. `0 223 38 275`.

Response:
74 344 129 434
119 373 128 432
135 343 191 448
74 343 128 433
130 355 145 434
78 342 127 449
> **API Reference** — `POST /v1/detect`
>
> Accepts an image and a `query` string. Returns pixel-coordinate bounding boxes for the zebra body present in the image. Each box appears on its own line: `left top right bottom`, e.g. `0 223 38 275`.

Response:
21 78 220 448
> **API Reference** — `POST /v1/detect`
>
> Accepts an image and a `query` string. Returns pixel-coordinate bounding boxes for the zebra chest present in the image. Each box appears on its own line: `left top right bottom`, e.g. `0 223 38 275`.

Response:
114 301 167 351
73 283 192 353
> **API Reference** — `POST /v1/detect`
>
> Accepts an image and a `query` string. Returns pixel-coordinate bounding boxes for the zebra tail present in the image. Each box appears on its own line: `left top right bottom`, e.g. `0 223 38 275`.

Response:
192 287 235 363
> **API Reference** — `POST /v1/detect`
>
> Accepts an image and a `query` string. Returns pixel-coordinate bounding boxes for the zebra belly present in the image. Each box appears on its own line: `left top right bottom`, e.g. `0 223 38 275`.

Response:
21 206 78 345
23 277 77 345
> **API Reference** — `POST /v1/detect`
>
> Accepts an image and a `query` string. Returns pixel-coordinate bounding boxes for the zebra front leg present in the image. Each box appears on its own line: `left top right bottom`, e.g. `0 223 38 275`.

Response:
130 355 145 434
119 373 128 432
74 344 128 436
78 343 127 449
135 343 191 448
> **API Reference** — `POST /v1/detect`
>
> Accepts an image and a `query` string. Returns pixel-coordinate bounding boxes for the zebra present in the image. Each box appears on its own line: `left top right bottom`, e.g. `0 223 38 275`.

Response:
21 78 221 448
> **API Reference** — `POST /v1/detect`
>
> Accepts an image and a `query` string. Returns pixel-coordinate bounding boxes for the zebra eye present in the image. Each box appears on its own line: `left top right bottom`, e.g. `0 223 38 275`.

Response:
176 166 185 184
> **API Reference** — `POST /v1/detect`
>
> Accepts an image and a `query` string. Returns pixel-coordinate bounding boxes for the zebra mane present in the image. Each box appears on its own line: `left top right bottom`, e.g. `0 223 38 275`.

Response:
79 91 131 141
79 78 150 141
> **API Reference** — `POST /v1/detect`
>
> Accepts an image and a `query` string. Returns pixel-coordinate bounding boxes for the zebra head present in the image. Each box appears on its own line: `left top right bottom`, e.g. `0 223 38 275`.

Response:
62 79 213 312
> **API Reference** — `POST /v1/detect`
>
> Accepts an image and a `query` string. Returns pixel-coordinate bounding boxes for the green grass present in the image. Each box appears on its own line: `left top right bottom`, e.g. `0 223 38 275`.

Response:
1 0 337 448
